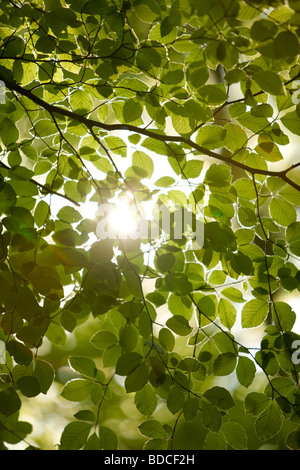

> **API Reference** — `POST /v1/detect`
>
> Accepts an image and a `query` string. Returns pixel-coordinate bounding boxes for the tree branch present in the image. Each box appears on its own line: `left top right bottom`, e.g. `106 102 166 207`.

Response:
0 160 80 207
2 76 300 192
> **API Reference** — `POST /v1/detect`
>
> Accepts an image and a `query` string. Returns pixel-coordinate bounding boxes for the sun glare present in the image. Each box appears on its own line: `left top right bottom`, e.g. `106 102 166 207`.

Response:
108 200 138 239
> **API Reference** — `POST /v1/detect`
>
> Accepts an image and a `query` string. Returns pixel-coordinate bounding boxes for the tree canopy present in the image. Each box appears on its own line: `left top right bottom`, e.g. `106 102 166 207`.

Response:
0 0 300 451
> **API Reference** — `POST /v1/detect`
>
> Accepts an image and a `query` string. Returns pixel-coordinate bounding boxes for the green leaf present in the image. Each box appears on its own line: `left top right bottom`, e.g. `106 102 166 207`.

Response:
168 189 187 206
132 150 154 179
218 298 237 330
250 19 278 41
209 270 227 285
61 379 94 402
166 316 192 336
36 35 56 53
119 325 138 351
57 206 82 224
4 420 33 445
245 392 271 416
281 111 300 136
224 122 248 153
125 363 149 393
99 426 118 450
60 422 92 450
134 384 157 417
196 125 227 150
74 410 96 422
182 160 204 179
102 344 122 369
203 431 227 450
34 200 49 227
167 386 185 414
0 182 16 212
289 0 300 12
251 104 274 118
158 328 175 352
0 118 19 146
272 301 296 332
201 401 222 432
168 294 193 320
134 1 160 23
213 353 237 376
17 376 41 398
84 433 101 450
237 112 270 134
274 31 299 58
52 228 81 247
34 119 57 137
142 137 168 155
183 397 199 422
236 356 256 388
256 141 283 162
269 198 297 227
255 403 283 441
253 70 283 95
241 299 269 328
33 360 55 394
265 377 296 398
171 112 193 135
203 386 235 410
70 90 93 114
238 206 257 227
279 185 300 205
165 273 193 296
286 431 300 450
154 176 176 187
6 340 33 366
68 357 97 378
221 422 247 450
105 135 127 157
287 222 300 256
0 387 21 417
205 163 231 186
221 288 245 304
123 270 143 299
115 352 143 376
138 420 169 439
162 68 184 85
196 294 217 322
156 253 175 273
90 330 118 350
17 325 43 348
118 301 141 319
61 311 77 332
18 61 38 86
178 357 200 372
123 99 143 122
233 178 256 200
197 84 227 105
144 439 168 450
51 6 80 26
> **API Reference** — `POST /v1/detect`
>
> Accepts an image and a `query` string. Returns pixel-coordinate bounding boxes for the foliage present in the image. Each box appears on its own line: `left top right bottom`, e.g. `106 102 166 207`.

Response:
0 0 300 451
